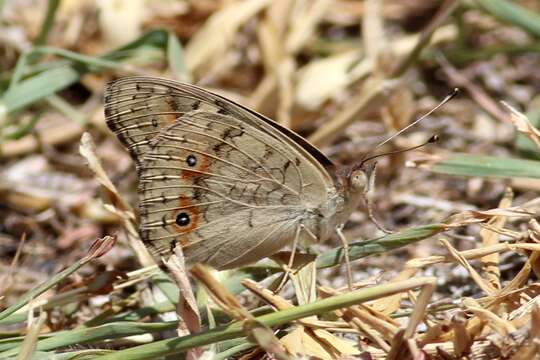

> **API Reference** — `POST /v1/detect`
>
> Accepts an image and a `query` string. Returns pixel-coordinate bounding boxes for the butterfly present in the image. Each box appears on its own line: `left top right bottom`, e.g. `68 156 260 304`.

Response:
104 76 372 270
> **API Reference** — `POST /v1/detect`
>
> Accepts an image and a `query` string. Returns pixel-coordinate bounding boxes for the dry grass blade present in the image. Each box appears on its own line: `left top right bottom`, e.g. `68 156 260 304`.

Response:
363 0 385 66
445 206 533 227
508 306 540 360
309 77 400 146
389 278 436 359
17 307 47 360
276 57 294 127
286 257 360 359
320 286 399 350
79 132 133 217
163 249 200 337
503 101 540 150
391 0 459 77
450 311 473 358
438 54 509 124
185 0 271 77
285 0 331 54
480 188 513 290
243 320 292 360
462 297 516 335
191 264 251 322
191 264 290 359
3 2 540 359
1 119 83 158
320 278 436 359
371 268 418 315
0 235 115 323
440 238 498 295
405 242 540 268
79 132 154 266
0 234 26 306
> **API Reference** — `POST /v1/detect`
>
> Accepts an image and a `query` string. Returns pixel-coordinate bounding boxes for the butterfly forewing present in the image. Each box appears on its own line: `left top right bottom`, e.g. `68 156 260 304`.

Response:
104 79 218 160
105 77 335 173
105 77 338 269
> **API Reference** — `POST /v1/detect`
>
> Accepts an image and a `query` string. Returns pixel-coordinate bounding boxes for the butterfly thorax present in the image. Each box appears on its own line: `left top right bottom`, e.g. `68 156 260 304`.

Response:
300 168 365 244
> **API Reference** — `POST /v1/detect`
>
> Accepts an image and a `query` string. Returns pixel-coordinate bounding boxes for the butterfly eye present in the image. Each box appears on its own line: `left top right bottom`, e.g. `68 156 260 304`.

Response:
186 154 197 167
175 212 191 226
351 170 368 191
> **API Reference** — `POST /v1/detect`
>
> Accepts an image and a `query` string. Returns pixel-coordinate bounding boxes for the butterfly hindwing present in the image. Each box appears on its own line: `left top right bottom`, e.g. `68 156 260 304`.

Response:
139 111 326 268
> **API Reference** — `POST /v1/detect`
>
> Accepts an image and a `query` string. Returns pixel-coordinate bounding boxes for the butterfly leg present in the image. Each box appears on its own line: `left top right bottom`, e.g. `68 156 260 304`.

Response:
336 226 353 290
301 223 318 242
275 224 302 292
364 162 393 234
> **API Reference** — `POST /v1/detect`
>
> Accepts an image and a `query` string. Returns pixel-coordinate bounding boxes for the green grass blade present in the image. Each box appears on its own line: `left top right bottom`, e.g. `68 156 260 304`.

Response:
46 95 86 125
102 29 168 61
316 223 448 269
93 277 434 360
28 351 57 360
3 112 41 140
0 322 177 357
58 349 113 359
150 271 180 304
36 350 113 360
475 0 540 37
0 257 88 322
417 153 540 179
0 335 27 352
167 32 190 82
221 266 281 295
32 46 127 70
33 0 60 47
214 342 255 360
0 313 25 327
1 66 80 114
85 301 175 327
218 223 449 294
0 29 169 115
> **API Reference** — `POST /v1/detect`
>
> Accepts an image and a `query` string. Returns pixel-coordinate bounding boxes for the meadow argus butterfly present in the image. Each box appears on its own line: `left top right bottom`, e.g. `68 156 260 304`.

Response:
104 76 380 270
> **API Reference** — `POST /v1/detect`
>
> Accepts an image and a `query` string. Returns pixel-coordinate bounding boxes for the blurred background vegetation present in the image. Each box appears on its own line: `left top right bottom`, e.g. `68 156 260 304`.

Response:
2 0 540 359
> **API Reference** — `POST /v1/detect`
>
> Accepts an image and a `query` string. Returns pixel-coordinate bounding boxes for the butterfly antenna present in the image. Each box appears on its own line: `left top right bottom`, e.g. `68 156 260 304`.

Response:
360 88 458 163
361 134 439 164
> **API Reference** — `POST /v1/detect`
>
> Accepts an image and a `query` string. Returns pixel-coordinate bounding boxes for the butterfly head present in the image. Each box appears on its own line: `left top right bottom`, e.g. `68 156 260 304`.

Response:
348 161 375 194
333 161 376 225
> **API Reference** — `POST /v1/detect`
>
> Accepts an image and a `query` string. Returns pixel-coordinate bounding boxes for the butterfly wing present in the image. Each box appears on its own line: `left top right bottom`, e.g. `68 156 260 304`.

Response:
105 77 337 269
104 77 336 174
